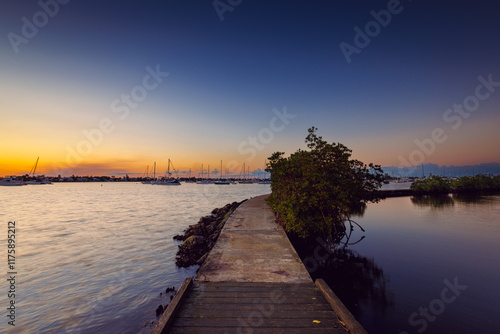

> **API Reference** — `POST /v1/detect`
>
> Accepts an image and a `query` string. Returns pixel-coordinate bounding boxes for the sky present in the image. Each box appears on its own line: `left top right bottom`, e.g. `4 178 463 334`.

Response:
1 0 499 177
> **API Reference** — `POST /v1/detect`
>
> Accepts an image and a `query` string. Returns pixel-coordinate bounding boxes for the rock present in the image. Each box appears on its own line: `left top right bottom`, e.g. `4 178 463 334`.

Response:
205 221 218 235
155 304 164 316
181 235 206 248
174 200 246 268
199 216 214 227
184 224 204 239
176 235 208 267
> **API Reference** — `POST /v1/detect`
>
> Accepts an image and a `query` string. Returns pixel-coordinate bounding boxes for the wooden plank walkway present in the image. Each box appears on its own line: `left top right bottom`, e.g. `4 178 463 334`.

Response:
153 194 367 334
169 282 347 333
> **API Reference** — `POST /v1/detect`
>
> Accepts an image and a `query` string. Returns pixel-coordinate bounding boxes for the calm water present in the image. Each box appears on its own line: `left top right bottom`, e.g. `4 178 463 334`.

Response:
294 194 500 334
2 184 499 334
0 182 270 333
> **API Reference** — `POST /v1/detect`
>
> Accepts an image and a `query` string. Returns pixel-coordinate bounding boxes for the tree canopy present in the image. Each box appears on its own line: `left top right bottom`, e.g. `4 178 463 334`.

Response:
410 174 500 194
266 127 384 240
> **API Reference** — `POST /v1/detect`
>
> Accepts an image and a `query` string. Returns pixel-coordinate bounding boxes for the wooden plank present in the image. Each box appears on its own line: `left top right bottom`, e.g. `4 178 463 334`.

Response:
191 284 317 293
169 282 348 333
179 301 333 310
177 304 334 316
169 327 344 334
315 279 368 334
151 277 193 334
192 282 314 289
181 296 328 304
186 290 324 299
177 308 336 319
172 317 340 328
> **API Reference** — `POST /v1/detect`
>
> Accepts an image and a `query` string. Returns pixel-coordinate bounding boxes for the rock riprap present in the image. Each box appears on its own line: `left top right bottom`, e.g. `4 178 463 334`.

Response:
174 200 245 267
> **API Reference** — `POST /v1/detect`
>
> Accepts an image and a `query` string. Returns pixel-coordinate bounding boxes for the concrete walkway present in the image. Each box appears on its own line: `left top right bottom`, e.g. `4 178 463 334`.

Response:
155 194 367 334
195 194 312 283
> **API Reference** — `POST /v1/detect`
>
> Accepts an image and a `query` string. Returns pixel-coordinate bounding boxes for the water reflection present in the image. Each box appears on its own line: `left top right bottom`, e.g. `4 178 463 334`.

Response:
411 192 500 208
453 192 500 205
349 202 367 217
289 194 500 334
411 195 455 208
289 235 394 322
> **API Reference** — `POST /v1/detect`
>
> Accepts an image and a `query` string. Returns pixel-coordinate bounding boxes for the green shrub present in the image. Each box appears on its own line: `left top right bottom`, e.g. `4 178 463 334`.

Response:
453 174 500 192
410 174 500 194
266 127 384 240
410 175 452 194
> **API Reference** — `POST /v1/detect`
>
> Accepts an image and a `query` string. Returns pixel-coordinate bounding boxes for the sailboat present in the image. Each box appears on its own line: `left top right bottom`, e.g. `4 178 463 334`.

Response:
184 168 196 183
141 165 151 184
25 157 52 184
197 163 214 184
238 163 253 184
214 160 230 185
156 159 181 185
143 162 157 184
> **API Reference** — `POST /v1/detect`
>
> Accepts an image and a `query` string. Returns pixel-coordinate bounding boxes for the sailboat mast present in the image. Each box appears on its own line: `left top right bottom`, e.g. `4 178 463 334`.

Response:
32 157 39 177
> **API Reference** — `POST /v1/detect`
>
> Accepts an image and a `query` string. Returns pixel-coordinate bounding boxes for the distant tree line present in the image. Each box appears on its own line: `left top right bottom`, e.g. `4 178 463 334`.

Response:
410 174 500 194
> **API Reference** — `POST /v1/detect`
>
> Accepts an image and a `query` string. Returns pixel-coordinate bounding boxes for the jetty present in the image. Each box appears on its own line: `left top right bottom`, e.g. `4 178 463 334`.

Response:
153 194 367 333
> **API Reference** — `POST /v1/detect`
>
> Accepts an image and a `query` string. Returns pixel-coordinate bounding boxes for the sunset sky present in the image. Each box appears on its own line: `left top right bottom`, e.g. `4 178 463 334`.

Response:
1 0 499 177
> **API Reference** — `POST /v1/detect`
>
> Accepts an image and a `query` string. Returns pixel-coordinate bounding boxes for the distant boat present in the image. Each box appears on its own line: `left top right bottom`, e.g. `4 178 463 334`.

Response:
184 169 196 183
197 164 214 184
25 157 52 184
157 179 181 185
214 160 230 185
144 162 158 184
238 163 253 184
141 164 155 184
0 178 26 186
257 180 271 184
156 159 181 186
25 178 52 185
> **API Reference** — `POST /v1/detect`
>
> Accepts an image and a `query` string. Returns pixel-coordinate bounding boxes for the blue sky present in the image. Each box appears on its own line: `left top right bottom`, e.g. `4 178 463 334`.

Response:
1 0 499 176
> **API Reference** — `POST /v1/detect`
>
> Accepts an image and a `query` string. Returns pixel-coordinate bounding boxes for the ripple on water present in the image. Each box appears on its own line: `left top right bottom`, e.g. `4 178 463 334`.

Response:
0 182 270 333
